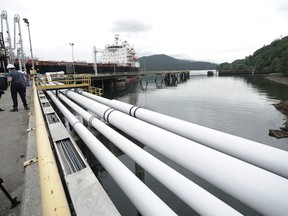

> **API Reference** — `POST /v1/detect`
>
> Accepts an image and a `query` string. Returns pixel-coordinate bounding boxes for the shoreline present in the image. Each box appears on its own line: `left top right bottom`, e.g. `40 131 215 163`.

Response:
264 73 288 86
264 73 288 138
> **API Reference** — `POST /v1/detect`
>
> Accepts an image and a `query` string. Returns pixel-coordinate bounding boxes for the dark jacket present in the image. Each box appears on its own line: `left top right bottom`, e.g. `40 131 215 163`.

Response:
7 69 25 87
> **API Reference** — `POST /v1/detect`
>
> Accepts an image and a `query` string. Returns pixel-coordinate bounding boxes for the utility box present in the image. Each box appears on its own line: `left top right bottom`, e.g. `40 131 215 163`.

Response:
0 76 7 90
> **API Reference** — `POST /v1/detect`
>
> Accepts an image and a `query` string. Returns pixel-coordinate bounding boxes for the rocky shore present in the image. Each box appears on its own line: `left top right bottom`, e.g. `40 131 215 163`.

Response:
265 73 288 138
265 73 288 85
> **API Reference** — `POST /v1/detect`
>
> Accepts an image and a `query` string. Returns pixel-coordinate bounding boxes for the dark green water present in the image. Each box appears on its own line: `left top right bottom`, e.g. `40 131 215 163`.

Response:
107 71 288 149
92 71 288 216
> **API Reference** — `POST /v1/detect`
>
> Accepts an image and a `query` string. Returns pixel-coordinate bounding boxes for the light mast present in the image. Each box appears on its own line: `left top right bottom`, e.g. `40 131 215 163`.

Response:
93 46 98 76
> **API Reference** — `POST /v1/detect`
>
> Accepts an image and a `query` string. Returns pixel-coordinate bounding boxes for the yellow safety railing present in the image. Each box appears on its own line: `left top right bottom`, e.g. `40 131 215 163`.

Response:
33 82 71 215
41 74 103 96
88 86 103 96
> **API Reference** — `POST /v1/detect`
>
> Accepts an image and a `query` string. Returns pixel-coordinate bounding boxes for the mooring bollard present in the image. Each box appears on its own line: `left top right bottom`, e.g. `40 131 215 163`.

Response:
0 178 20 209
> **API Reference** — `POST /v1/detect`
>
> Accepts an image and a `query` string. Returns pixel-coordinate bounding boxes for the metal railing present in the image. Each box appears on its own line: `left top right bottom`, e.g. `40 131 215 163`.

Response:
33 84 71 216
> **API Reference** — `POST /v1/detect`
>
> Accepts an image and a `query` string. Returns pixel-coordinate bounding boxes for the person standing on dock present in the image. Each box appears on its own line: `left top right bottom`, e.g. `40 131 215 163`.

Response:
0 90 4 111
6 64 29 112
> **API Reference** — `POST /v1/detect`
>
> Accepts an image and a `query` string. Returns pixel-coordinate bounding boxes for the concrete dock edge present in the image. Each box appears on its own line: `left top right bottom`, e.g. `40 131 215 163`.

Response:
21 103 42 216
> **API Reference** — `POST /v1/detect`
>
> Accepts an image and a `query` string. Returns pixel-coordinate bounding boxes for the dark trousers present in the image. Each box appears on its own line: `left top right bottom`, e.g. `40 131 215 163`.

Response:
10 85 27 108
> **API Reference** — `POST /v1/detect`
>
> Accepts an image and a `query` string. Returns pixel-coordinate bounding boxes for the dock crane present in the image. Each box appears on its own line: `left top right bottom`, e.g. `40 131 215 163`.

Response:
1 10 14 67
0 11 26 71
14 14 26 71
0 32 7 71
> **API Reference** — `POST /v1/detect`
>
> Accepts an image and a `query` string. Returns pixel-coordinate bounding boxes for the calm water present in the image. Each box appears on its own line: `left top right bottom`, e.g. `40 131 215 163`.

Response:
90 71 288 216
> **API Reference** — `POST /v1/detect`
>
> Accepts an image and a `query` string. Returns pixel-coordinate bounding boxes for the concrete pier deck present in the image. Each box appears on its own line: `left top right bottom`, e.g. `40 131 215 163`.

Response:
0 83 120 216
0 86 32 216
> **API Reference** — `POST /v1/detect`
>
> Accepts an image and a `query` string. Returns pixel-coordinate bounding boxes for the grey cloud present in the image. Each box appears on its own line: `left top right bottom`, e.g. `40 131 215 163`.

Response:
112 19 153 33
275 2 288 15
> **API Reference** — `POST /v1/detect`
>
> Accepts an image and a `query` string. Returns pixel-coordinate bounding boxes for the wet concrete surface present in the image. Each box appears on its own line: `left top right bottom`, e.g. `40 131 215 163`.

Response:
0 86 31 216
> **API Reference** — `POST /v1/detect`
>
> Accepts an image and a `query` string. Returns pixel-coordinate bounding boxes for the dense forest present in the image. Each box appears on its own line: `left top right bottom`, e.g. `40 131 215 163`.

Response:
218 36 288 74
138 54 218 71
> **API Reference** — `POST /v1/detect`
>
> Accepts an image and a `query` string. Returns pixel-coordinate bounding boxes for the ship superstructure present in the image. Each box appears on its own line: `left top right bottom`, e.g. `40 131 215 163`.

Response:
100 34 140 68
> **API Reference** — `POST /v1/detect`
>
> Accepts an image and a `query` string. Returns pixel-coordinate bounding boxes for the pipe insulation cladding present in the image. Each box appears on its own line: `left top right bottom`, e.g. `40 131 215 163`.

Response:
46 91 177 216
65 90 288 216
57 92 242 216
80 91 288 179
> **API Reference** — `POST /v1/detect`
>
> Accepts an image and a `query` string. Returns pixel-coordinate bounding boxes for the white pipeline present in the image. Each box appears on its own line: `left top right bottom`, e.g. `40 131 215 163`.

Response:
58 92 242 216
46 91 177 216
65 90 288 216
80 91 288 179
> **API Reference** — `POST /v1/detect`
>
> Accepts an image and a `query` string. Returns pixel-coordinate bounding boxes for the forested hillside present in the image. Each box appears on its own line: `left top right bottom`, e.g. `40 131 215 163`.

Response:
138 54 218 71
218 36 288 74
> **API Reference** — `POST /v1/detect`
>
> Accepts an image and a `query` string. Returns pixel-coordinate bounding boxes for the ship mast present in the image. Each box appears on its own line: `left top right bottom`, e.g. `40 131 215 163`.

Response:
115 34 119 45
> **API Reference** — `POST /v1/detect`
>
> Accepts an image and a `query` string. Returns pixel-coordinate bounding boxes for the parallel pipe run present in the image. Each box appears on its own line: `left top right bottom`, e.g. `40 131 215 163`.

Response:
33 87 71 215
46 91 177 216
66 90 288 216
57 139 85 173
58 92 242 216
80 91 288 179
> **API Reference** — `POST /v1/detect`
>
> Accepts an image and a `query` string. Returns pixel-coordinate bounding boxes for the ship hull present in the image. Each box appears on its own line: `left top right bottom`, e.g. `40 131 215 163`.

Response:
24 63 140 74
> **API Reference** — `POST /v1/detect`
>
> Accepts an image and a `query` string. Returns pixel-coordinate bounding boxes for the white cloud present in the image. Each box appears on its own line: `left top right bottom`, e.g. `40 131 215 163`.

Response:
112 19 153 33
1 0 288 63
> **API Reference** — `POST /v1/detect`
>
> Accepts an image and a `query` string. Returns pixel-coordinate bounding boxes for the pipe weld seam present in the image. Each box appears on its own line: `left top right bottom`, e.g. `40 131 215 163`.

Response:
129 105 137 116
106 110 116 124
72 121 81 129
88 116 96 126
132 107 141 117
103 108 114 122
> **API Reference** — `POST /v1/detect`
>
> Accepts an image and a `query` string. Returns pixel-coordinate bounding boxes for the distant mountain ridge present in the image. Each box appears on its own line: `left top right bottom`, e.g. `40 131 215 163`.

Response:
138 54 218 71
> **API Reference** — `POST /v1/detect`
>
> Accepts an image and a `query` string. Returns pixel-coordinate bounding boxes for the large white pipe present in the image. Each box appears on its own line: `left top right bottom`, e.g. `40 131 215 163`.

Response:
58 92 242 216
79 92 288 179
65 90 288 216
46 91 177 216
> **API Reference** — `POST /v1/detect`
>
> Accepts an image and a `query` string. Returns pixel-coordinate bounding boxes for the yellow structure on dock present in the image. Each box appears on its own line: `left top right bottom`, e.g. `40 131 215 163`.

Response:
36 73 103 96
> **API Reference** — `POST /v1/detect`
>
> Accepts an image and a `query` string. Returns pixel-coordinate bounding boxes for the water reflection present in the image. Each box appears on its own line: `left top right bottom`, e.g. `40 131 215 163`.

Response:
245 75 288 100
81 71 288 215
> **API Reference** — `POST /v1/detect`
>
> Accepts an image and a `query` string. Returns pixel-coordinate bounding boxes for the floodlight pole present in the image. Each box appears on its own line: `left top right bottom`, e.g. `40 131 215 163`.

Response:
69 43 75 75
93 46 98 76
23 18 34 71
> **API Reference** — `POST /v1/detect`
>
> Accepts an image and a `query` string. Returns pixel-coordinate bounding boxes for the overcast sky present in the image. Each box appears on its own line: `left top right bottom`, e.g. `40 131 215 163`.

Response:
2 0 288 64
